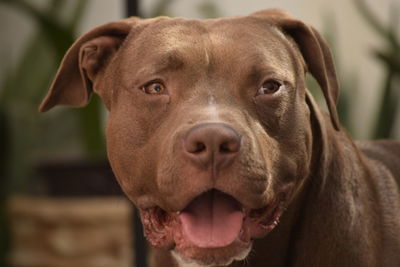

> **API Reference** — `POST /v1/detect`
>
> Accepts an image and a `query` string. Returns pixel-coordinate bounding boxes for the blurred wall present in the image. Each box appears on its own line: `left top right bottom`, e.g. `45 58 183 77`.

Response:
1 0 399 139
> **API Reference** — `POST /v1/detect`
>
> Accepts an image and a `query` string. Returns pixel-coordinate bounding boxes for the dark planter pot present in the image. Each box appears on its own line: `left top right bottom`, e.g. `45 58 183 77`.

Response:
34 158 147 267
35 159 123 197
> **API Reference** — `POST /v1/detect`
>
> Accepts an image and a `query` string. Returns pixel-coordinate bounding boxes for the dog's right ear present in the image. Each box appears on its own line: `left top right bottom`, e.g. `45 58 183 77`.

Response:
39 18 139 112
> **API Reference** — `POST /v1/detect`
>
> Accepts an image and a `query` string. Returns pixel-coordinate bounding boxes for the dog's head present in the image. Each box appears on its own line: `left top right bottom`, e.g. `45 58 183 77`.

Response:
40 9 339 266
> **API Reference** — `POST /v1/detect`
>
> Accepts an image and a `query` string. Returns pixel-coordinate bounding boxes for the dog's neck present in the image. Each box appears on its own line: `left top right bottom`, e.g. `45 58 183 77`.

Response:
264 99 380 266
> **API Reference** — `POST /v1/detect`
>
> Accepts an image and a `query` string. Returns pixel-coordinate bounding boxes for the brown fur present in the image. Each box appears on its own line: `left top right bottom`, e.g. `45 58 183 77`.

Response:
40 9 400 267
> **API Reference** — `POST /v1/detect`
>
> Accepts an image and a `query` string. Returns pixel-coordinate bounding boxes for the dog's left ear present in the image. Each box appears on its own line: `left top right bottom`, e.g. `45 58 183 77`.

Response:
39 18 139 112
252 9 340 131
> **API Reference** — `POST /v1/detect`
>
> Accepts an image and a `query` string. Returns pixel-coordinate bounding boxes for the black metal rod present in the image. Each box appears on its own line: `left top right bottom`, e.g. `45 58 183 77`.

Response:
133 206 147 267
126 0 139 17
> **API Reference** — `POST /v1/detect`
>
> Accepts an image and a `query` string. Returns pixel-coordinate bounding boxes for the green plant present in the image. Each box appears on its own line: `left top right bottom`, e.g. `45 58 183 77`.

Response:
354 0 400 139
0 0 106 192
0 1 103 264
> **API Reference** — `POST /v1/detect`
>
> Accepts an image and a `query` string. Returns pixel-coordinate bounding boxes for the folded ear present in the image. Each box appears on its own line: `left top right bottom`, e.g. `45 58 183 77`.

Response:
39 18 139 112
251 9 340 131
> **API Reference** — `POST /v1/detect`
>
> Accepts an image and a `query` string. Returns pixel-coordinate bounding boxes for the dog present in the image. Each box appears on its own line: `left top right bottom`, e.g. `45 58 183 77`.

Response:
39 9 400 267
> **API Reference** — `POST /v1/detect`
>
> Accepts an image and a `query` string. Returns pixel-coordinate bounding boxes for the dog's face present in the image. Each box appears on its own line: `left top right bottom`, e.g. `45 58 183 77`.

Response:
40 10 339 266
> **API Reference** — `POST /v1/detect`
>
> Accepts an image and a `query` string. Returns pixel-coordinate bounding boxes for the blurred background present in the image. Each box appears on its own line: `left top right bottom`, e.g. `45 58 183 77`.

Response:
0 0 399 266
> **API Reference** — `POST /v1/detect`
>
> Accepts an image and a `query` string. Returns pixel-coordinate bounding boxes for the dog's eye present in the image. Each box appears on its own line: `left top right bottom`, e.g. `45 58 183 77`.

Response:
258 80 282 95
142 82 166 95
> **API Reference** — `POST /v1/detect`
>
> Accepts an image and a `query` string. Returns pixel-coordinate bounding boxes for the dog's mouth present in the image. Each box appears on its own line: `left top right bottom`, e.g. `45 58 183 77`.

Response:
140 189 285 265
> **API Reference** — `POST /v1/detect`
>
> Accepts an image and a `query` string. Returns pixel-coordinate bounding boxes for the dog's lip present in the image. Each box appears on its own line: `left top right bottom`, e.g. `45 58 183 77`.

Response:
244 195 285 239
246 196 282 224
137 189 283 213
139 191 283 219
140 190 286 249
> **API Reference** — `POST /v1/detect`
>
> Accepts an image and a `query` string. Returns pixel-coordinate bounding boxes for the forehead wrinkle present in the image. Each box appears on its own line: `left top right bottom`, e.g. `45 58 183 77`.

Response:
214 23 296 63
241 29 298 82
149 51 185 75
154 21 209 52
247 64 279 84
146 28 212 76
208 38 289 82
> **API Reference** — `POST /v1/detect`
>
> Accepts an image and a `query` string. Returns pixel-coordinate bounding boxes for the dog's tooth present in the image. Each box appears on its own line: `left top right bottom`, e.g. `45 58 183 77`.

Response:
176 211 181 215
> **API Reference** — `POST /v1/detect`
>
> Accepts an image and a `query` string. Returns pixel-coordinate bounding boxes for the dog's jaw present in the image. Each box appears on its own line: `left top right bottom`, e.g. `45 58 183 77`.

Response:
140 190 285 266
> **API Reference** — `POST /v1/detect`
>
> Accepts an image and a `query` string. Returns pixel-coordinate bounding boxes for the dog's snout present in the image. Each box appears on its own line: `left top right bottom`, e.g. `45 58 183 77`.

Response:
183 123 241 170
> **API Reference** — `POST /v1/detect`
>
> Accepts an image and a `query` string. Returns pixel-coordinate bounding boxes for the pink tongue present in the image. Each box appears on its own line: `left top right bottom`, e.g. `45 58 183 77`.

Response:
179 191 244 248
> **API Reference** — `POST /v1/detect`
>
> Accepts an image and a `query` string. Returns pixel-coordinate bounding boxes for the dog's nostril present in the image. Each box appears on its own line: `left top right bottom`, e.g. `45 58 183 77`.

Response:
220 141 240 153
220 142 230 153
194 142 206 153
185 140 207 154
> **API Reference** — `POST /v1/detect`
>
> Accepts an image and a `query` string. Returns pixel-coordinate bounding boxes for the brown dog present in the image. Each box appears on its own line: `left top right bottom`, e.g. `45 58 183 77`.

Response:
39 9 400 267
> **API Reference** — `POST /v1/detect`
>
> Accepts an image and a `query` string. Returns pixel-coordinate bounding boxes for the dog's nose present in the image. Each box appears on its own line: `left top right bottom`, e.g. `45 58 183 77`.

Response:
183 123 241 170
